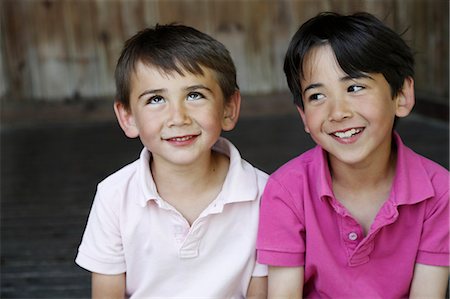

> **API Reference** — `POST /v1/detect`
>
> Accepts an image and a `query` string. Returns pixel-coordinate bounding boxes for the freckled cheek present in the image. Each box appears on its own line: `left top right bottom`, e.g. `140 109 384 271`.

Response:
135 115 163 135
192 108 223 123
203 117 225 131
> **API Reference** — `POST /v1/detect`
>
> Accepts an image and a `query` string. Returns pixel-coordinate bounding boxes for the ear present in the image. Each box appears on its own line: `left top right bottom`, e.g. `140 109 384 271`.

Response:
296 105 310 133
395 77 415 118
113 101 140 138
222 90 241 131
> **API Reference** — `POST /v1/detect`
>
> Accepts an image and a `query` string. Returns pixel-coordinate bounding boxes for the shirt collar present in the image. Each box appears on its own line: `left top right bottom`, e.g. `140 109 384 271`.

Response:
316 131 435 205
316 146 334 200
136 137 260 208
137 148 159 207
390 131 435 205
213 137 260 206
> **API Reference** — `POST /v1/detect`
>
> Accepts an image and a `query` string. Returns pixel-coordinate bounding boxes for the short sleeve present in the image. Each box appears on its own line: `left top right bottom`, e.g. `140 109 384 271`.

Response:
251 261 268 277
75 186 126 274
416 190 450 266
256 177 306 267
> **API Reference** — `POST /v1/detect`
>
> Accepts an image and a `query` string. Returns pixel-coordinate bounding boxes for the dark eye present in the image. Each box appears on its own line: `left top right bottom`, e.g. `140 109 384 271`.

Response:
348 85 364 93
308 93 325 102
148 96 165 104
187 92 204 101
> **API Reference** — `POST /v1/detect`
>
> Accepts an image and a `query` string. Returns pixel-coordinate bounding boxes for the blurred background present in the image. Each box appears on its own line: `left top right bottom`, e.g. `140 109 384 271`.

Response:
1 0 448 298
1 0 449 117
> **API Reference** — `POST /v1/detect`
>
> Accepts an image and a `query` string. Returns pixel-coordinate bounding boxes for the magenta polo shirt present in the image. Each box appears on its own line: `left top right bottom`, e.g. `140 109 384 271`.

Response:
257 132 449 299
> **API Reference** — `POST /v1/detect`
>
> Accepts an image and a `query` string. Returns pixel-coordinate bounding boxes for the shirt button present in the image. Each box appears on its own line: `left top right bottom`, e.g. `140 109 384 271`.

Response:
348 232 358 241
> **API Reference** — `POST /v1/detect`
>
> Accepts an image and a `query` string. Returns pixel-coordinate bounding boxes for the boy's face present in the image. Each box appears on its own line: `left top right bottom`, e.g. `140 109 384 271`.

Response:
297 44 414 168
114 62 240 168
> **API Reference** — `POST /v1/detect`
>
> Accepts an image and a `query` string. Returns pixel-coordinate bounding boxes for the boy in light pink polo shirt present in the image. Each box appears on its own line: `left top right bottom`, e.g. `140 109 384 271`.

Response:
256 12 449 298
76 24 268 298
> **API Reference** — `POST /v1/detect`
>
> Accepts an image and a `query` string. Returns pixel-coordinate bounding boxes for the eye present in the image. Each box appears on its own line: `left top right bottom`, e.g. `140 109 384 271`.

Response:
348 85 364 93
147 96 165 104
186 92 204 101
308 93 325 102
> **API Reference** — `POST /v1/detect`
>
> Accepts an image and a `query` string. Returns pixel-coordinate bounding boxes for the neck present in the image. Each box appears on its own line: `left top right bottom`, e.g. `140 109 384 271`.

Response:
330 148 397 192
151 150 227 199
150 150 229 225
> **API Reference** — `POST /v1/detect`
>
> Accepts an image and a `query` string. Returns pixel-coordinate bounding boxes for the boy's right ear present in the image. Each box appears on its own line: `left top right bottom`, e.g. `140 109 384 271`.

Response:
113 101 139 138
296 105 310 133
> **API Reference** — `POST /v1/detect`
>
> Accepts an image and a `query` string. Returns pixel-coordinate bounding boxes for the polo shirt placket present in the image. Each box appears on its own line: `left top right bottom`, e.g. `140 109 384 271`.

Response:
154 191 228 259
328 196 401 266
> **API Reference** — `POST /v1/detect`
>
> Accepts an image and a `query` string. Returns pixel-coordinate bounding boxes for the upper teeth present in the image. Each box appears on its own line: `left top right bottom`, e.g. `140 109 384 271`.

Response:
334 128 361 138
172 136 192 141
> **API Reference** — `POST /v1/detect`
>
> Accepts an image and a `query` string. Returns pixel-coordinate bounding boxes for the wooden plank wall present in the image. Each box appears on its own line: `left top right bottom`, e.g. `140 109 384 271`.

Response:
0 0 448 105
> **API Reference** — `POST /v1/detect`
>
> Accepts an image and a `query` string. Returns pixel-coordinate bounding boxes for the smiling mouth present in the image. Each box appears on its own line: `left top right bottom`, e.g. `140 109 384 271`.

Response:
164 134 199 142
331 128 363 139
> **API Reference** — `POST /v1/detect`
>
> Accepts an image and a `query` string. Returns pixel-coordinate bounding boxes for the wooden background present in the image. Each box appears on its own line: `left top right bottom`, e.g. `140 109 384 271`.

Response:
1 0 448 109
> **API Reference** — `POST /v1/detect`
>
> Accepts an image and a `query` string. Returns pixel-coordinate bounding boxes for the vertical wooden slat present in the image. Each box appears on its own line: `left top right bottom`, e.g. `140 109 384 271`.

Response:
2 0 32 100
91 0 128 97
157 0 209 32
208 0 248 91
32 0 73 100
0 1 7 98
413 0 449 100
62 0 99 99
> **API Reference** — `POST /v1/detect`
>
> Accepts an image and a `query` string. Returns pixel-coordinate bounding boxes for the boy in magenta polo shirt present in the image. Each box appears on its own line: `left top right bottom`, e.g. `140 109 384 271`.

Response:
257 12 449 298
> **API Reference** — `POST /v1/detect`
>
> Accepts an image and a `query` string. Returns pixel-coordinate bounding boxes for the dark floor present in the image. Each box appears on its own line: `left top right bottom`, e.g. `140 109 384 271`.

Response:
1 112 448 298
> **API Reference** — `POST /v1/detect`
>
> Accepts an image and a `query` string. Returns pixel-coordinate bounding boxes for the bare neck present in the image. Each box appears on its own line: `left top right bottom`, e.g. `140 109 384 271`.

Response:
151 150 229 225
330 152 396 192
330 148 397 235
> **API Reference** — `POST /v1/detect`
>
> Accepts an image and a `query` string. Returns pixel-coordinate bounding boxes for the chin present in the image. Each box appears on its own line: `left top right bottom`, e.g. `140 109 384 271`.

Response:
327 150 370 167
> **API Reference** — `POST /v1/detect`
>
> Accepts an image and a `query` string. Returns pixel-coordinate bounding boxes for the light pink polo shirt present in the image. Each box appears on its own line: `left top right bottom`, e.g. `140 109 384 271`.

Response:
76 137 268 298
257 132 449 299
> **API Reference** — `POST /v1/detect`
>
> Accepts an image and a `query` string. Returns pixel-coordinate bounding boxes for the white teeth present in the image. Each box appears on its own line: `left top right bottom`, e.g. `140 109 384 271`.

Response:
333 128 361 138
171 136 192 141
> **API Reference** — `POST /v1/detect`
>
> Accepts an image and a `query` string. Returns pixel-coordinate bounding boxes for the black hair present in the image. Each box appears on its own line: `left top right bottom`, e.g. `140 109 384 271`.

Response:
284 12 414 108
115 24 238 109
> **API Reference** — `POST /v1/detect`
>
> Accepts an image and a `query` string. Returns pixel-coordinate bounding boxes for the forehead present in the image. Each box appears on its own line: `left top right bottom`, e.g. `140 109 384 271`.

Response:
130 60 218 86
301 44 344 81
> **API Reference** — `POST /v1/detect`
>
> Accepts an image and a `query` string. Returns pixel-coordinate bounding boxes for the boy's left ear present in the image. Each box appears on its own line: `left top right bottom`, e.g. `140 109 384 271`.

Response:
222 90 241 131
395 77 415 118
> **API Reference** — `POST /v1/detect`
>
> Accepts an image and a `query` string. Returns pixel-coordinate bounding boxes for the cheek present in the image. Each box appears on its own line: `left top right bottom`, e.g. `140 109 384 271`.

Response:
196 106 224 125
204 115 225 132
360 101 396 122
303 108 322 129
134 113 161 133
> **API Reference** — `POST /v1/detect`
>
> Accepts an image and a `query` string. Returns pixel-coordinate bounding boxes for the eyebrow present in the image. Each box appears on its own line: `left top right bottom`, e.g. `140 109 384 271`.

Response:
303 83 322 94
138 88 166 99
138 84 214 100
302 74 374 94
186 84 213 93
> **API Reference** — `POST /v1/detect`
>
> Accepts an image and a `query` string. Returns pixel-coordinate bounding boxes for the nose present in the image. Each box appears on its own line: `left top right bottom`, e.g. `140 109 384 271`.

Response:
167 102 191 127
328 97 353 122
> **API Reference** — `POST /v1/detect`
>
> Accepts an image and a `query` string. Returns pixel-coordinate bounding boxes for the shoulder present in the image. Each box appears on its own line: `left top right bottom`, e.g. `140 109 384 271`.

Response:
93 150 148 211
89 155 147 221
217 137 268 178
97 159 140 194
418 154 448 188
396 145 448 225
261 146 325 211
403 146 449 196
270 145 321 184
394 132 448 197
417 156 449 215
